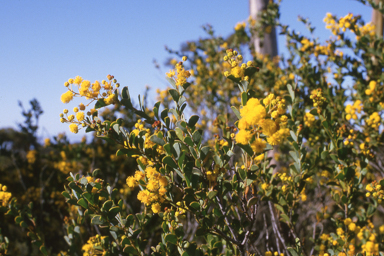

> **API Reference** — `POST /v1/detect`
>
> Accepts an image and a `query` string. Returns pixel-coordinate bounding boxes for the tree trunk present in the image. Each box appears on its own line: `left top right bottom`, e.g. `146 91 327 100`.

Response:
372 0 384 37
249 0 278 57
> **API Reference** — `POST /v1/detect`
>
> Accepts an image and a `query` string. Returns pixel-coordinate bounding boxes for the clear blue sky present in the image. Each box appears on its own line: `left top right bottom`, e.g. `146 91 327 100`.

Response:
0 0 372 142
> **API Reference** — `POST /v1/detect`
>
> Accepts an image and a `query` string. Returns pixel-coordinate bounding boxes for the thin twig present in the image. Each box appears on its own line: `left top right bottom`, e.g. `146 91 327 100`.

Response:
216 195 239 243
264 214 270 252
268 201 288 254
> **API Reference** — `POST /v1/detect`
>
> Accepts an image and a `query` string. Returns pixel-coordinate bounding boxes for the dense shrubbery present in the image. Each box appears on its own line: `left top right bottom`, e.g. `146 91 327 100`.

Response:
2 1 384 255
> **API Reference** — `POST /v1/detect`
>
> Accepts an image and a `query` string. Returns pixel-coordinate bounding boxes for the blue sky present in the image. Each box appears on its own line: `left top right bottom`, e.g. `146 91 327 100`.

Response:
0 0 372 142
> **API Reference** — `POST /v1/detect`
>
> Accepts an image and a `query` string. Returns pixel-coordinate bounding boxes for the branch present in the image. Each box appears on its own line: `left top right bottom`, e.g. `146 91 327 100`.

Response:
268 201 288 254
216 195 239 244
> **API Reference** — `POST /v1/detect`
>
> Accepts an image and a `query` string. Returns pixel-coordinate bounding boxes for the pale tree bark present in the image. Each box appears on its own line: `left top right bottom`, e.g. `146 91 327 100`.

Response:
372 0 384 37
249 0 278 57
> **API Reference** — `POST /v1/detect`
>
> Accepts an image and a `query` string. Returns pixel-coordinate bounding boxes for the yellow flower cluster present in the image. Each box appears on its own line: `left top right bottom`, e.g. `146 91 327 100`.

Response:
366 112 381 129
359 142 372 156
365 81 377 95
236 95 288 154
82 235 107 256
60 107 88 134
175 201 186 217
344 218 357 232
265 251 283 256
60 75 120 133
366 182 384 203
0 184 12 207
54 151 83 174
223 49 252 81
323 12 375 41
277 172 293 194
61 75 117 105
206 164 223 182
343 129 357 146
26 150 37 164
313 43 334 57
324 13 356 34
358 222 379 255
310 88 326 109
356 22 376 41
300 188 307 201
126 166 168 214
234 22 246 31
345 100 363 120
166 56 191 87
304 112 316 127
128 119 165 154
300 38 314 52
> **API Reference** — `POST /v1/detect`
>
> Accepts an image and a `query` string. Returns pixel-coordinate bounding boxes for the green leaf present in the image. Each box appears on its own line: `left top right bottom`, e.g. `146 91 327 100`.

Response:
108 206 121 219
161 108 169 122
123 245 137 254
237 143 253 156
192 130 202 145
241 91 248 106
207 190 218 200
177 121 188 133
182 82 191 91
322 120 329 130
165 234 178 245
169 108 179 120
149 134 165 146
184 137 193 147
169 89 180 103
287 248 299 256
178 152 186 170
279 196 287 206
121 86 130 99
175 127 184 141
189 146 198 159
309 108 318 116
162 156 178 169
280 214 290 223
68 182 83 195
247 197 258 207
231 106 241 119
287 84 295 100
274 204 285 214
367 204 376 217
238 168 247 180
244 66 258 77
116 148 140 157
91 215 105 225
189 201 200 211
240 80 249 91
102 200 113 212
227 74 241 83
77 198 88 209
321 150 329 160
290 131 297 142
166 76 176 88
14 216 22 224
188 115 199 128
289 151 300 164
95 98 107 109
62 191 70 199
40 245 48 256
